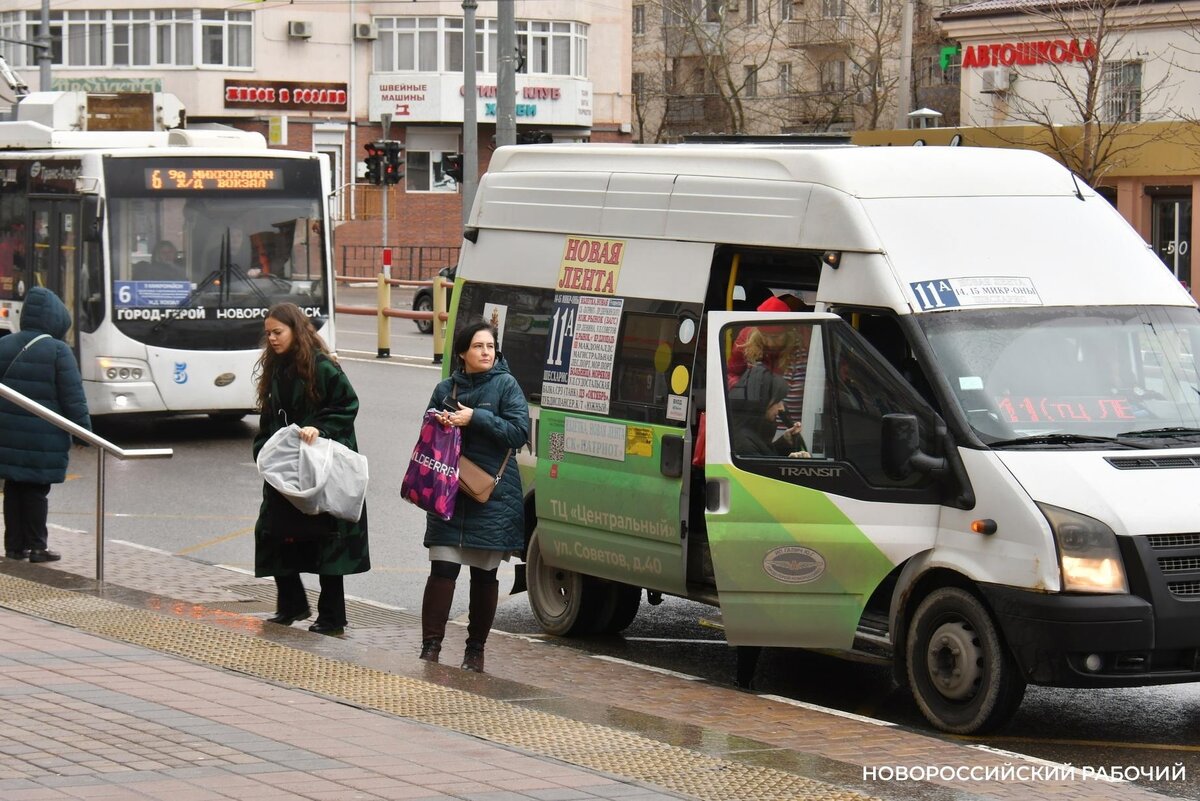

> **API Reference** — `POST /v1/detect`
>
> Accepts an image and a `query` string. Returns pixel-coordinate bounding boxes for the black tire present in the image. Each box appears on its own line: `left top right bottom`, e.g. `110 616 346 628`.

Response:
413 293 433 334
905 586 1026 735
526 531 606 636
596 582 641 634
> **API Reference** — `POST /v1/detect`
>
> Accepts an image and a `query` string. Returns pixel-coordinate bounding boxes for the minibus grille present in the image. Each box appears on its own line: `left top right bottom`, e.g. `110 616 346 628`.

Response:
1158 557 1200 574
1146 533 1200 549
1167 580 1200 597
1106 456 1200 470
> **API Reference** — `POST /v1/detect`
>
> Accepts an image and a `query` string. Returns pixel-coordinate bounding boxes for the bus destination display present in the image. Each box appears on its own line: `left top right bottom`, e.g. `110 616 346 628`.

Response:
145 167 283 191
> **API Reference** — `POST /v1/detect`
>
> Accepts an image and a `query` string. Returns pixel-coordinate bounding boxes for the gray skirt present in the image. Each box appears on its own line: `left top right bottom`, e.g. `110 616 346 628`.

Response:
428 545 516 571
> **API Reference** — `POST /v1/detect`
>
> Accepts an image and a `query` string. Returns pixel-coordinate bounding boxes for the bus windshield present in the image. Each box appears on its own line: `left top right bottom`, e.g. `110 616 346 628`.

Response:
917 305 1200 446
103 156 329 350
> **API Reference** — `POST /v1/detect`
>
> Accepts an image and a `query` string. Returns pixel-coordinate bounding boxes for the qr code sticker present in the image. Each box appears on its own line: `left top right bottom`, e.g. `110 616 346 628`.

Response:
548 432 565 462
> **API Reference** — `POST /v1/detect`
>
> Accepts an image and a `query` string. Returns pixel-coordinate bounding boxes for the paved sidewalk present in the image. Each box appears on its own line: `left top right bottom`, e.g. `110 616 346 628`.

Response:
0 532 1188 801
0 605 686 801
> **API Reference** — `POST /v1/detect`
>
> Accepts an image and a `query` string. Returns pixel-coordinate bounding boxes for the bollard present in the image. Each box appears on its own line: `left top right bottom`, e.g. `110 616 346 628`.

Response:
376 272 391 358
432 273 447 364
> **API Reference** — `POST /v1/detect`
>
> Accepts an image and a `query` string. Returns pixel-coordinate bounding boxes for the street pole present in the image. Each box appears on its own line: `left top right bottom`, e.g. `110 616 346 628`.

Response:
496 0 516 148
895 0 914 129
462 0 478 227
349 0 357 223
38 0 51 90
377 112 392 359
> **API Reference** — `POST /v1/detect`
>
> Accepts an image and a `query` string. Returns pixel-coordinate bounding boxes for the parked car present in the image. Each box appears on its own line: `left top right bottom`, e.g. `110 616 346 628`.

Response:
412 266 455 334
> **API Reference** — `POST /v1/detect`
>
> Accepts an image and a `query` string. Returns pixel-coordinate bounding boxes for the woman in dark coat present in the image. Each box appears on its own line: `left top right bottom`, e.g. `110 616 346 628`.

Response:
421 321 528 672
729 365 808 458
0 287 91 562
252 303 369 636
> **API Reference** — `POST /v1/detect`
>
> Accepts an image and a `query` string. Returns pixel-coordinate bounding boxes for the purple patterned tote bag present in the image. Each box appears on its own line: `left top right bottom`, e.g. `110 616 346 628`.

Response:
401 409 462 520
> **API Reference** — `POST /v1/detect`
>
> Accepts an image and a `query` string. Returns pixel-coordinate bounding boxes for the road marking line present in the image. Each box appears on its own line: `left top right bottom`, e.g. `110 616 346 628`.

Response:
978 735 1200 754
175 527 254 556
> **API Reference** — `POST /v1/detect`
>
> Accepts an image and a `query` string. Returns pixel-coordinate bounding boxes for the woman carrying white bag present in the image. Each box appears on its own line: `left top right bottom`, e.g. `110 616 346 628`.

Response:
253 303 370 636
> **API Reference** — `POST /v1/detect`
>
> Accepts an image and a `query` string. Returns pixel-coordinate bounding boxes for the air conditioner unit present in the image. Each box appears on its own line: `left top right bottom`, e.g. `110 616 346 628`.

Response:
354 22 378 41
980 67 1010 94
288 20 313 39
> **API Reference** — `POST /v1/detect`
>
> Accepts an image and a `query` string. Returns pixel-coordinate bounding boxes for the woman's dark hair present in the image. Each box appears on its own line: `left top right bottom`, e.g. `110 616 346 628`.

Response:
452 321 498 369
254 303 330 410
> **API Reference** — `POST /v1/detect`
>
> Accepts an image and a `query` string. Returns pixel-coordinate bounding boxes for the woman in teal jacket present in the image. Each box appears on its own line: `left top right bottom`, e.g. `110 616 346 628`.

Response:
252 303 370 636
421 321 528 672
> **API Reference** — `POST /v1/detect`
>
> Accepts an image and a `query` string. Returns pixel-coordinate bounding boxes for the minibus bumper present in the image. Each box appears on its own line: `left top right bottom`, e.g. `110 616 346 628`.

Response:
979 585 1200 687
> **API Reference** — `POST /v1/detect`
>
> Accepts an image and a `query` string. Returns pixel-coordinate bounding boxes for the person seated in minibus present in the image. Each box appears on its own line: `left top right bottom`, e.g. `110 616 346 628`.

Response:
137 240 187 282
728 365 810 458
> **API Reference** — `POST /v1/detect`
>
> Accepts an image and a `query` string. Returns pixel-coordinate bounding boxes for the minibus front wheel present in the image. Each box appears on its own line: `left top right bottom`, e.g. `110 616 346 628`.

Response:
906 586 1026 734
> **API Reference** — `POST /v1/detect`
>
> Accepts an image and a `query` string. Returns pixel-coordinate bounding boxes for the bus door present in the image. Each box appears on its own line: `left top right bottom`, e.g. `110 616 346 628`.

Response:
28 199 81 349
704 311 943 648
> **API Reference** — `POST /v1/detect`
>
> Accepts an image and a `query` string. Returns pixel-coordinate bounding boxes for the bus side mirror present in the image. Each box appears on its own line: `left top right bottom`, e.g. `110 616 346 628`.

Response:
881 413 946 479
82 196 104 243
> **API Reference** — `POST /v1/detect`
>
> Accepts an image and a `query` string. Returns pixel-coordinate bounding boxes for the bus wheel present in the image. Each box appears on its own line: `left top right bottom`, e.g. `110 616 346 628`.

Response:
597 582 641 635
905 587 1026 735
526 531 604 636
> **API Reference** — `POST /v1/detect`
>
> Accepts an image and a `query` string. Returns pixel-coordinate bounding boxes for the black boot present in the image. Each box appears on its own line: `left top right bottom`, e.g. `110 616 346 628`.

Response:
420 575 456 662
462 578 498 672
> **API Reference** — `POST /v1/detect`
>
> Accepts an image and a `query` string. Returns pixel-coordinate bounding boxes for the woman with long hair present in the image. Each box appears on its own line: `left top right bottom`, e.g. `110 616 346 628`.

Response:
420 320 529 672
252 303 370 635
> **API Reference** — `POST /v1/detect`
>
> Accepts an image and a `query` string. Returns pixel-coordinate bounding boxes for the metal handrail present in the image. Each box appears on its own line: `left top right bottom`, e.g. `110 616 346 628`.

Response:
0 382 172 583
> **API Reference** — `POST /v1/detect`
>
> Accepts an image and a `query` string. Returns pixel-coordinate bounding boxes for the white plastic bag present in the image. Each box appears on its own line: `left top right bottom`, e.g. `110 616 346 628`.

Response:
256 424 369 522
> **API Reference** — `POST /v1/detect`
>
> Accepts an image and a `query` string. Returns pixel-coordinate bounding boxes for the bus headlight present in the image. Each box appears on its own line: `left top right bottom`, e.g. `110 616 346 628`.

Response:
97 357 148 383
1037 503 1128 594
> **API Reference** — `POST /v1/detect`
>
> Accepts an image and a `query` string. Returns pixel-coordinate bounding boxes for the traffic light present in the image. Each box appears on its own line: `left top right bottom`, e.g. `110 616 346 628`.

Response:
441 153 464 184
382 140 404 185
363 142 384 185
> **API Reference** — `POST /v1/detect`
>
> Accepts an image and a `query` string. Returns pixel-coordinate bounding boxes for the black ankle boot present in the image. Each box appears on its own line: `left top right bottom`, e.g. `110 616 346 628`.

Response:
419 639 442 662
461 642 485 673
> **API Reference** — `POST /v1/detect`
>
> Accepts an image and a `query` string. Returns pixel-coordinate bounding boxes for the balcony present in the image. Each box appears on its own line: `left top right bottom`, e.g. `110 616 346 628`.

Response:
662 94 731 131
787 17 854 48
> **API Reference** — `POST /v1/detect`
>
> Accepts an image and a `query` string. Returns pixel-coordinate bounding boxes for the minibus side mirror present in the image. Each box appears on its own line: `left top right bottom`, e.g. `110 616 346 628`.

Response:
82 196 104 243
881 413 947 479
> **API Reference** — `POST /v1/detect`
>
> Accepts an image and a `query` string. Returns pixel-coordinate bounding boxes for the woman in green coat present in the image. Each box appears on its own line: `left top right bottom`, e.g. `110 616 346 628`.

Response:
253 303 370 635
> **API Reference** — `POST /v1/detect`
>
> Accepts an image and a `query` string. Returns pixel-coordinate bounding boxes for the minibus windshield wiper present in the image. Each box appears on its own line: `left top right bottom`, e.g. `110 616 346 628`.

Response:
986 433 1135 449
1117 427 1200 441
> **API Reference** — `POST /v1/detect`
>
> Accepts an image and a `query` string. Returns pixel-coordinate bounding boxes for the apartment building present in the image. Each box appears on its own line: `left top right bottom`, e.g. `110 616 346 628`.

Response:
0 2 632 260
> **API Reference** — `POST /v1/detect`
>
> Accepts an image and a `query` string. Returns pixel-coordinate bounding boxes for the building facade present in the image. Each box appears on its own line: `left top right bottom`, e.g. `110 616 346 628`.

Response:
861 0 1200 297
630 0 961 142
0 2 632 270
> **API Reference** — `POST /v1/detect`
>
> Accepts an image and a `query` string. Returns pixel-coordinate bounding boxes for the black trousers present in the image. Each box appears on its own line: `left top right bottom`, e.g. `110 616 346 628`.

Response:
3 480 51 554
274 573 346 627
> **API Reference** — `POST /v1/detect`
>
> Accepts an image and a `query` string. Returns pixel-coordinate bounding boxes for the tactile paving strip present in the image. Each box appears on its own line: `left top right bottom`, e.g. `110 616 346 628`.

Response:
0 574 877 801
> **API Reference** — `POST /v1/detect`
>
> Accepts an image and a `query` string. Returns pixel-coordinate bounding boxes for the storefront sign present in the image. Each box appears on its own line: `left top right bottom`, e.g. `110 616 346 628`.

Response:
961 39 1096 69
368 73 592 126
224 80 348 111
53 77 163 93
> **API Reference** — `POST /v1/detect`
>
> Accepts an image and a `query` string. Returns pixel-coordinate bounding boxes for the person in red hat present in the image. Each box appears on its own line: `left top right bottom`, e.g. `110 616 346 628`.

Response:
725 295 803 388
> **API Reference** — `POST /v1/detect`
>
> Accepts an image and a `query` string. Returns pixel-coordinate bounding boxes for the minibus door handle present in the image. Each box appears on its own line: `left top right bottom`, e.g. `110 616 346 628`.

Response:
660 434 684 478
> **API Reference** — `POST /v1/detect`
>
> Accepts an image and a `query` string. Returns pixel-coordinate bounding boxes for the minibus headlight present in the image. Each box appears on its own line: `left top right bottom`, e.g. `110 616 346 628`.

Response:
1037 503 1128 594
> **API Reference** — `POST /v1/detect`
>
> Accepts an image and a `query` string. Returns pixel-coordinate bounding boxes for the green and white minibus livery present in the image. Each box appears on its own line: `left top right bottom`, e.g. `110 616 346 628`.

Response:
445 143 1200 735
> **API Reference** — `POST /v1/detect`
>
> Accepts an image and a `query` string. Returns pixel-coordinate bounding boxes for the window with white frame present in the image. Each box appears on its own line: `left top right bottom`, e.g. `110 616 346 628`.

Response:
779 62 792 95
744 65 758 97
745 0 759 24
374 16 587 77
406 129 461 193
820 60 846 91
0 9 235 68
200 10 251 67
780 0 794 22
1102 60 1141 123
634 5 646 35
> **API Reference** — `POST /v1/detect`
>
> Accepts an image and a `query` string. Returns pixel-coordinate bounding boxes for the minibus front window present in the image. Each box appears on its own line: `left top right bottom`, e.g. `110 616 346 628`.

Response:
919 305 1200 446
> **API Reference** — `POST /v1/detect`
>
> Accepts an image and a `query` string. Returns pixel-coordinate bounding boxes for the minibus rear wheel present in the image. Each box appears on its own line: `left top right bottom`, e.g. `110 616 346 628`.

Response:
526 531 607 636
905 586 1026 735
